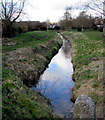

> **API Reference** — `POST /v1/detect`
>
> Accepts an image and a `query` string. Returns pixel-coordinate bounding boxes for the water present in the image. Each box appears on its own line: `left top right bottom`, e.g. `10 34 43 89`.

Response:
32 34 75 118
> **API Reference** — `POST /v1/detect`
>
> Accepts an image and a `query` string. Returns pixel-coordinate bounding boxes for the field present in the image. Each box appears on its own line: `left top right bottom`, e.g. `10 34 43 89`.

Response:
62 31 104 118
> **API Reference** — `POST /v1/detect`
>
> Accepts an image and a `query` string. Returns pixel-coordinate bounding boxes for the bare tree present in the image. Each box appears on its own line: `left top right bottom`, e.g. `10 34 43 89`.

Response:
84 0 105 32
59 6 73 30
85 0 104 16
0 0 26 37
73 11 94 31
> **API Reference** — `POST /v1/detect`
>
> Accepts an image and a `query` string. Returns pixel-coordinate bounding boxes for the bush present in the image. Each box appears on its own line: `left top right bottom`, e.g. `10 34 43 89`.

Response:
77 28 82 32
53 25 60 30
2 21 18 38
98 25 103 32
17 22 28 33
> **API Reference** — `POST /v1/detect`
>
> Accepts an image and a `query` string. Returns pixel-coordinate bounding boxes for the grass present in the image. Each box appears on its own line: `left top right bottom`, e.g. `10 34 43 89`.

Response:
3 31 57 51
92 80 100 88
62 31 104 117
83 31 103 41
89 92 103 104
2 31 62 119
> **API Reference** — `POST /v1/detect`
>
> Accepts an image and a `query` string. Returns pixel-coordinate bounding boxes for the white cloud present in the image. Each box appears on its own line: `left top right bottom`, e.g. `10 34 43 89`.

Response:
21 0 89 22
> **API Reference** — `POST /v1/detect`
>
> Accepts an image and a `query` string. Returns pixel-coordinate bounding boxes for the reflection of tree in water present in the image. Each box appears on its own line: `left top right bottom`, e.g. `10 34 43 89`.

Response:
62 41 71 58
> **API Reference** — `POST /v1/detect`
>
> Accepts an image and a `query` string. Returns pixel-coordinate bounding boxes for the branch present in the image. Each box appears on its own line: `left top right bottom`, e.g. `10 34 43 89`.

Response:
1 0 26 24
11 0 26 25
8 0 14 19
1 0 7 19
93 0 103 12
86 2 103 16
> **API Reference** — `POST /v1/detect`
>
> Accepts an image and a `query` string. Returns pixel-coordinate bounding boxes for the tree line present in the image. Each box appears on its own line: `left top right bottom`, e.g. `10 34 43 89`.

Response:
1 0 60 38
1 0 104 38
59 8 103 32
2 21 49 37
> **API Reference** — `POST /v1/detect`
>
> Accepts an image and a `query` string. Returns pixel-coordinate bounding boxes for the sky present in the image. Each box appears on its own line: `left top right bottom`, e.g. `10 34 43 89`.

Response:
20 0 88 22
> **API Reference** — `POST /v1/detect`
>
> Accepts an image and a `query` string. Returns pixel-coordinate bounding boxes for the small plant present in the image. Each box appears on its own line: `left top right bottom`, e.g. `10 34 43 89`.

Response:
76 84 81 89
92 80 100 88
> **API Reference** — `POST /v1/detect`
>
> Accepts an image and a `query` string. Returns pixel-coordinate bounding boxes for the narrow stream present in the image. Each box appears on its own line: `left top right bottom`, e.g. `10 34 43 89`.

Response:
32 33 75 118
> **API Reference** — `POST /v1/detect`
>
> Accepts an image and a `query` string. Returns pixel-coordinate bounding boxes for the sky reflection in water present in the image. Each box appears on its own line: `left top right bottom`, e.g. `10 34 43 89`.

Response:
32 40 75 118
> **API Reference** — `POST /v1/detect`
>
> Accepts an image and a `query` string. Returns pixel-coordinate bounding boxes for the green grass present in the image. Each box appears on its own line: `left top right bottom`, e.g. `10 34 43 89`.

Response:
3 31 57 51
63 31 103 80
2 31 62 119
92 80 100 88
3 65 53 119
62 31 104 106
90 92 103 104
83 31 103 41
3 80 53 119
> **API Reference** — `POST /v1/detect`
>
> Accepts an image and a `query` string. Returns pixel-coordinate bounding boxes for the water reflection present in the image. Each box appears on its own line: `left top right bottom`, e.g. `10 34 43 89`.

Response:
32 37 74 118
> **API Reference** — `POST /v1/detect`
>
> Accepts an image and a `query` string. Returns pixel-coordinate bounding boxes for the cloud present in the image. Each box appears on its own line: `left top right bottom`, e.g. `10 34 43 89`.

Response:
21 0 89 22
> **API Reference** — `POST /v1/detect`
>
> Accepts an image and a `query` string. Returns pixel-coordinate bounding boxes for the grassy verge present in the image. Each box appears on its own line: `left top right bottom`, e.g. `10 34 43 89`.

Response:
62 31 104 118
2 31 62 120
3 31 57 52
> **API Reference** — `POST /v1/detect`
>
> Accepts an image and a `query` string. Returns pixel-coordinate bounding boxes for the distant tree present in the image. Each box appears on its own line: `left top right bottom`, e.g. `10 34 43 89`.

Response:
53 25 60 30
73 11 95 31
16 22 28 33
27 21 41 31
46 18 50 31
84 0 105 32
59 6 73 30
59 20 66 30
39 22 47 31
1 0 26 37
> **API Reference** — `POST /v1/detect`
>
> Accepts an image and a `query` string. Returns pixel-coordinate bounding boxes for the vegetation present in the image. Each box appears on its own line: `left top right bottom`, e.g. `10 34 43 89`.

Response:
59 6 103 32
1 0 104 119
62 31 104 118
3 31 57 51
1 0 26 37
2 31 62 119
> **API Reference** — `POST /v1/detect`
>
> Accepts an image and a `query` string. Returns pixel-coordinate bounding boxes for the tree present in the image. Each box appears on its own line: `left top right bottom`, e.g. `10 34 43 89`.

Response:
84 0 105 32
59 6 73 30
46 18 50 31
85 0 104 16
73 11 94 31
1 0 26 37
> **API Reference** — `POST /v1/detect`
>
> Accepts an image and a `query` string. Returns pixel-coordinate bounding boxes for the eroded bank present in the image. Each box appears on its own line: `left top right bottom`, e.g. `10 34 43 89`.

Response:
2 31 62 119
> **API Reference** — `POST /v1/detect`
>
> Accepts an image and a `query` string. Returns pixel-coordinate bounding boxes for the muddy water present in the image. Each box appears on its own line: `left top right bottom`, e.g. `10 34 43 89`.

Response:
32 34 75 118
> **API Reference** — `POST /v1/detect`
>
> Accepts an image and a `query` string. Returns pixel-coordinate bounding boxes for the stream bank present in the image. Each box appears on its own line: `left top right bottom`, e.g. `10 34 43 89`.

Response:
61 31 104 119
2 31 62 119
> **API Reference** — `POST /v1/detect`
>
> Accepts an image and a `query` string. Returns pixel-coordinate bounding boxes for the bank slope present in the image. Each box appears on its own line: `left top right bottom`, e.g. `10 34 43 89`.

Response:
62 31 104 118
2 31 62 120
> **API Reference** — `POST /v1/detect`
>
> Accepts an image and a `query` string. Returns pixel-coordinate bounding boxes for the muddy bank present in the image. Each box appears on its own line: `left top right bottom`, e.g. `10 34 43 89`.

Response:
2 32 62 119
4 40 62 87
21 41 62 87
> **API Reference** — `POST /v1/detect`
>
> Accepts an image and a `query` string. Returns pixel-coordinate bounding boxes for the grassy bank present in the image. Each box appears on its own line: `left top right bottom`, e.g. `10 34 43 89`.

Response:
3 31 57 52
62 31 104 118
2 31 62 119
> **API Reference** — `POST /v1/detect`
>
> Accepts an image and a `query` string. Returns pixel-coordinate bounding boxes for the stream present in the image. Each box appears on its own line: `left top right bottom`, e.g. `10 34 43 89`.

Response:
32 33 75 118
